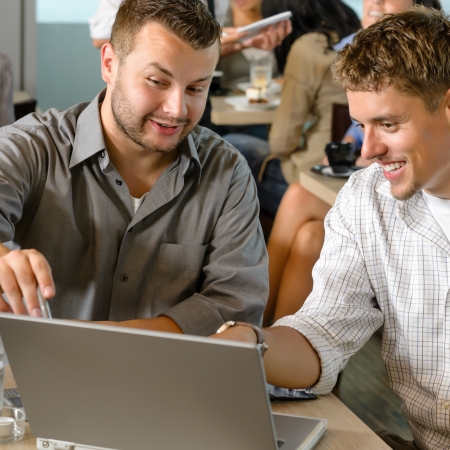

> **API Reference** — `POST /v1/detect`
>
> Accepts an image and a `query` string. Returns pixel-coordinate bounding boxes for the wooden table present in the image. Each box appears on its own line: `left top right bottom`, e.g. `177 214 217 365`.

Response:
1 367 389 450
300 169 347 206
210 95 277 126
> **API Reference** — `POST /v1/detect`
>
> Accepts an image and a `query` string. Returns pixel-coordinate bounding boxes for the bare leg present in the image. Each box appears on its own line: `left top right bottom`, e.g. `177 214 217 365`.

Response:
263 183 330 325
273 220 325 321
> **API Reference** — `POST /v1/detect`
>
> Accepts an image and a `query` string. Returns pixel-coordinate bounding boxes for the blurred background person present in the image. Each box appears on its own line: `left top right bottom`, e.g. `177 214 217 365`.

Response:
0 53 14 127
223 0 360 218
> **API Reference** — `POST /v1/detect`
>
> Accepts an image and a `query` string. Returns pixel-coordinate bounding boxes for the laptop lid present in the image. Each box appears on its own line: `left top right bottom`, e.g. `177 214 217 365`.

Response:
0 314 326 450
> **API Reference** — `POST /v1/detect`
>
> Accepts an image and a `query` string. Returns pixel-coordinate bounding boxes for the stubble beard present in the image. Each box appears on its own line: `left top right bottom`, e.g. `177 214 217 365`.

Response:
111 74 193 154
390 176 421 201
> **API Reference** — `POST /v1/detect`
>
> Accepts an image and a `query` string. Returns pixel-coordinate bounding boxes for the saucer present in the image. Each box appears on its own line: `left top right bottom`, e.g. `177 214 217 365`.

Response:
310 165 363 178
224 96 281 112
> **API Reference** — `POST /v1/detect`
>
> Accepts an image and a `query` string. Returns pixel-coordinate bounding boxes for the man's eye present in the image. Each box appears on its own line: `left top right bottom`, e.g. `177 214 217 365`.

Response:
187 87 205 94
150 79 163 86
356 123 364 131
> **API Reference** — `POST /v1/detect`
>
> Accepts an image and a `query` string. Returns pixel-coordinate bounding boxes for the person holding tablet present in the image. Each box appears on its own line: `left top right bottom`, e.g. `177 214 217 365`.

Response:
223 0 360 217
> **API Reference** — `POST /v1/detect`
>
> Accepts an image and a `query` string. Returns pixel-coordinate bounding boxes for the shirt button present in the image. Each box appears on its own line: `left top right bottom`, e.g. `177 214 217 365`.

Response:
120 274 128 282
442 401 450 410
116 180 123 186
100 151 105 158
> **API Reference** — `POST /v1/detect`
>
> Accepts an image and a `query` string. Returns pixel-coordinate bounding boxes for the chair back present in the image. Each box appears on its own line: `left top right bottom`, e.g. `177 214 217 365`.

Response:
14 99 37 121
331 103 352 142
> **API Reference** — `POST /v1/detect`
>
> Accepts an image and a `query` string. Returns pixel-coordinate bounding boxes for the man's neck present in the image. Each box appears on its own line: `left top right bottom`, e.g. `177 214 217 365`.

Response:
100 101 178 198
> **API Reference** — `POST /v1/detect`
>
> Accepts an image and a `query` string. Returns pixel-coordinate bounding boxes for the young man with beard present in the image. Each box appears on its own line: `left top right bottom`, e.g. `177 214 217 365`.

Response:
0 0 268 336
214 7 450 449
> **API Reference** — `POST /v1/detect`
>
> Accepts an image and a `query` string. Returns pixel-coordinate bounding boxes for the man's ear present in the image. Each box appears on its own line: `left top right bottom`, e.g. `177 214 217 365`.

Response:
101 43 117 85
443 88 450 111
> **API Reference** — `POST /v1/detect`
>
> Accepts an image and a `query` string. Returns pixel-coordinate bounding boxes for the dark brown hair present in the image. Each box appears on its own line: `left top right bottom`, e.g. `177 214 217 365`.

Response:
332 6 450 112
110 0 221 61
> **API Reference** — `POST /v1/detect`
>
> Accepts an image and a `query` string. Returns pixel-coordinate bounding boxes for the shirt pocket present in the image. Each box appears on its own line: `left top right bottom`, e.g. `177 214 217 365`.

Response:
155 243 208 310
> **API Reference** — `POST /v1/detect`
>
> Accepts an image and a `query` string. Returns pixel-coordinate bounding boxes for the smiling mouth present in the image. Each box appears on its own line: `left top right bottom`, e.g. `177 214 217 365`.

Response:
367 10 382 18
154 121 180 129
383 161 406 173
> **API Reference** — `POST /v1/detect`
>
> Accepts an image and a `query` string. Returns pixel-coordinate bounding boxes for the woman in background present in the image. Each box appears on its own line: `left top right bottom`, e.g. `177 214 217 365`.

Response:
224 0 360 217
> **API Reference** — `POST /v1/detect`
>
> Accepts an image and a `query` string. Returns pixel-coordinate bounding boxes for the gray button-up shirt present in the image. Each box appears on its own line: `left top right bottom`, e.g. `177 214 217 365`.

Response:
0 91 268 336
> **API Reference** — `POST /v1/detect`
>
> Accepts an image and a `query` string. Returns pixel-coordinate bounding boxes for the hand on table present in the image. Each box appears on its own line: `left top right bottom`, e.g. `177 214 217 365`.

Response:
0 245 55 317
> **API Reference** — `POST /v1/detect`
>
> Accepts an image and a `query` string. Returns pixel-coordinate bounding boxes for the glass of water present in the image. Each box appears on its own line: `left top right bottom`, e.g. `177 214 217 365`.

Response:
0 337 5 412
250 53 273 89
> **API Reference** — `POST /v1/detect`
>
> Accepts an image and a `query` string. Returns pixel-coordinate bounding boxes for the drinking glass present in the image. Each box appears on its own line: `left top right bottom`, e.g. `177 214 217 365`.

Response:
0 337 5 412
250 53 273 89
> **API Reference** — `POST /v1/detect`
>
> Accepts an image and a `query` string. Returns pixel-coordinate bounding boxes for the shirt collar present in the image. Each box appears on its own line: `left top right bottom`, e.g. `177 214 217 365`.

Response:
175 126 203 184
69 89 107 169
375 167 426 214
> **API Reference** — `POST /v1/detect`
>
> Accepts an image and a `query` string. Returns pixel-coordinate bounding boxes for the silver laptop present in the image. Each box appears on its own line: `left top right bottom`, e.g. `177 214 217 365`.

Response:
0 314 326 450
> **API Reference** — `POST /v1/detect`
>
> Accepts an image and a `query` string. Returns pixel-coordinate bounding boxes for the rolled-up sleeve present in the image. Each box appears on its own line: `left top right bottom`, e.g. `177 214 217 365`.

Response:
274 176 383 393
164 158 269 336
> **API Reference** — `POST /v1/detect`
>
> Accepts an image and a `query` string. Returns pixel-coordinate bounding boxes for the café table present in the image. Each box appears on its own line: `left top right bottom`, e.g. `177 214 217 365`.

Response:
1 366 390 449
210 94 278 126
299 168 347 206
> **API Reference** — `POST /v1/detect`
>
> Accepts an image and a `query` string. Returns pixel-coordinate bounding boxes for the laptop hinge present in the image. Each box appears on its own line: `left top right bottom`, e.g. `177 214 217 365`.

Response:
37 438 117 450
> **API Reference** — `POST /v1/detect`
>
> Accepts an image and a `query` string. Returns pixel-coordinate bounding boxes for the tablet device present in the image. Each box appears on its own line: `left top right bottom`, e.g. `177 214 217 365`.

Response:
236 11 292 41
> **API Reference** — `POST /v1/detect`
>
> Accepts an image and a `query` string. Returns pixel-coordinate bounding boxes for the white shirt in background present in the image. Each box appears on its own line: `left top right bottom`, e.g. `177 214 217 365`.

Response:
89 0 229 40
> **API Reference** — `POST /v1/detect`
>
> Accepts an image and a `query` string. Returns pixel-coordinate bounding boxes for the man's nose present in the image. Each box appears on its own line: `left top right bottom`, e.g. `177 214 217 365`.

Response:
361 127 387 161
162 88 187 119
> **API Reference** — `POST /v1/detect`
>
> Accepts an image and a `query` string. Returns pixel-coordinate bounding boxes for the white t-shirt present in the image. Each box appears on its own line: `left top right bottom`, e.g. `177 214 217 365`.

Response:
130 193 147 214
89 0 229 39
422 190 450 243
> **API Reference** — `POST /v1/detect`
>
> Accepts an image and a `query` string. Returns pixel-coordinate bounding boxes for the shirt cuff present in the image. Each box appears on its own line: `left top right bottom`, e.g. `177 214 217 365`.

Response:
162 295 228 336
273 315 344 394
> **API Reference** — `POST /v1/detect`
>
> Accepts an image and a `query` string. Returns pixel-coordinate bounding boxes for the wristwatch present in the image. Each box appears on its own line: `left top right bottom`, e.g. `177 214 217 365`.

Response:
216 321 268 356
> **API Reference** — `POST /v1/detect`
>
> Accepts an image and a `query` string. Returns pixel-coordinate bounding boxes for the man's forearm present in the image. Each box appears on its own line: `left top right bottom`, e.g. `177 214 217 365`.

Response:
98 316 183 333
211 325 321 389
263 326 320 389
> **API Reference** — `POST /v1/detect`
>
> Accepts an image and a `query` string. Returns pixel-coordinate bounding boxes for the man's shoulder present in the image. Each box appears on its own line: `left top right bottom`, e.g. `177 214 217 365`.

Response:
8 101 91 139
190 126 249 173
345 163 385 193
337 164 392 209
